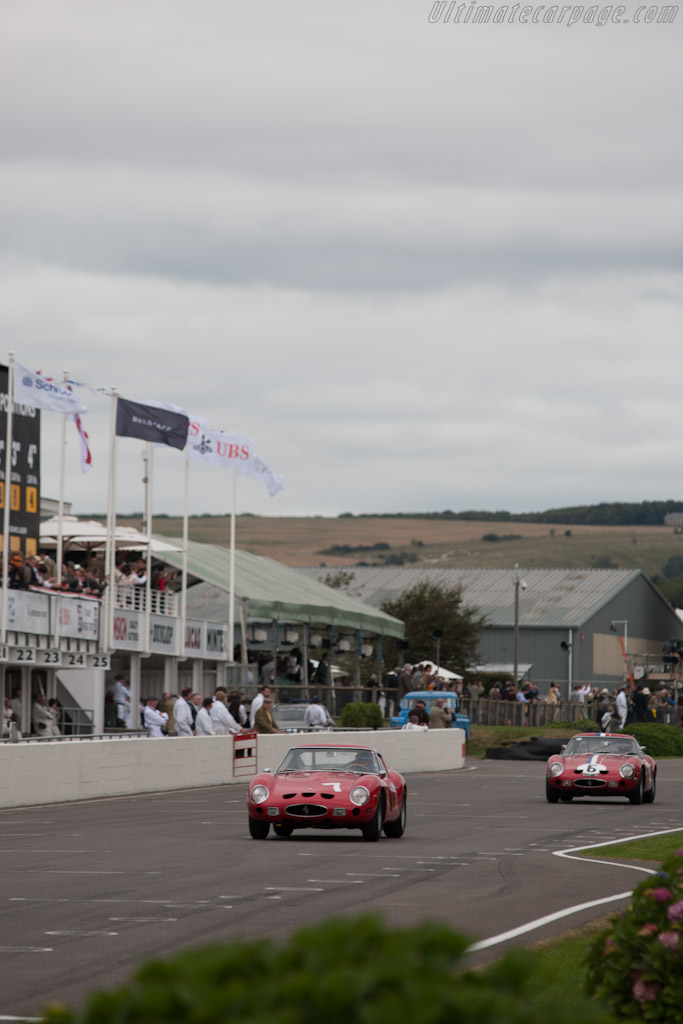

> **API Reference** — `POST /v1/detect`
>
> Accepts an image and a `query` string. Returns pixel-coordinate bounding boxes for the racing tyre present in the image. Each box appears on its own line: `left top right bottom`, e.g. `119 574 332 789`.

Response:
273 823 294 837
249 818 270 839
361 797 384 842
643 775 656 804
628 775 644 805
384 791 407 838
546 781 560 803
560 793 573 802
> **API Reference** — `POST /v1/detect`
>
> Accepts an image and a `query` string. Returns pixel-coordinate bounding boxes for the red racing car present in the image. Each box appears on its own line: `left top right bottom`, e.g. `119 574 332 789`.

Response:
546 732 656 804
247 744 407 841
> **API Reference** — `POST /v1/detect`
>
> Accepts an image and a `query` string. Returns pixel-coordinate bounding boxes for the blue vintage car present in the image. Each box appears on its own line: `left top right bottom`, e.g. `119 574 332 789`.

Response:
391 691 470 738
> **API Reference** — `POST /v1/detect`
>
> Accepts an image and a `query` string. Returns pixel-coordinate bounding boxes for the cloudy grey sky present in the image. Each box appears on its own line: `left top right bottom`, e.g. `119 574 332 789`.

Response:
1 0 681 519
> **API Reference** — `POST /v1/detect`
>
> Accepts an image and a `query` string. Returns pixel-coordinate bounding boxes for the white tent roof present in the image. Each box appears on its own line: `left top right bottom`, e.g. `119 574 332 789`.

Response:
39 516 181 553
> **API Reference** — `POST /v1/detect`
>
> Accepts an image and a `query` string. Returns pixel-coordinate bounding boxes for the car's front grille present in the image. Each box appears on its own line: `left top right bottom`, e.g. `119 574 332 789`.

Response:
285 803 328 818
574 778 607 789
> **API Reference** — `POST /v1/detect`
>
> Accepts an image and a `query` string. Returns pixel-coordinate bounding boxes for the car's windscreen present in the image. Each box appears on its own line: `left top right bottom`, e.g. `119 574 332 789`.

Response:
564 736 639 756
277 747 381 773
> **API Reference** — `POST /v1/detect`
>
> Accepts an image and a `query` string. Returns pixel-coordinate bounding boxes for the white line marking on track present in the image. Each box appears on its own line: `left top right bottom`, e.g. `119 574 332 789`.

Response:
46 931 119 936
347 873 401 877
0 948 52 953
108 921 178 929
43 870 124 875
307 879 364 884
468 825 683 954
265 887 324 892
468 891 633 952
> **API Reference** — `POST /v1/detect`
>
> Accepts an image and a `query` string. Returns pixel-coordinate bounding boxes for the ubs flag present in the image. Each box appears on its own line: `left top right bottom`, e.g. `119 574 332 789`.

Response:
116 398 189 450
0 364 41 556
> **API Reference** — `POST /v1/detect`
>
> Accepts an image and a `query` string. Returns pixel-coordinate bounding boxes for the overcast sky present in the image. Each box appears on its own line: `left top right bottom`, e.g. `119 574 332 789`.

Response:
1 0 681 520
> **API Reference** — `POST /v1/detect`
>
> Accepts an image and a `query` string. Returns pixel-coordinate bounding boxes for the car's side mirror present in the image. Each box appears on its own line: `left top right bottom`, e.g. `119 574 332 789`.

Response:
560 745 566 754
640 745 646 753
263 767 272 773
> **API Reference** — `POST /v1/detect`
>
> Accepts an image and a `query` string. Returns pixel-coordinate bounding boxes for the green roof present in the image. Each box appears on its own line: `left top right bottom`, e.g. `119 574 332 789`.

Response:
155 538 405 639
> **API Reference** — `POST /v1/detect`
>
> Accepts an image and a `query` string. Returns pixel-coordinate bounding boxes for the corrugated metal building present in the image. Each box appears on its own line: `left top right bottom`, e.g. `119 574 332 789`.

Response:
297 566 683 694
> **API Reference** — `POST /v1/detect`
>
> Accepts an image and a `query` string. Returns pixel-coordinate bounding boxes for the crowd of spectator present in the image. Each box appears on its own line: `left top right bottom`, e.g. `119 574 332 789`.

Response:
0 548 180 600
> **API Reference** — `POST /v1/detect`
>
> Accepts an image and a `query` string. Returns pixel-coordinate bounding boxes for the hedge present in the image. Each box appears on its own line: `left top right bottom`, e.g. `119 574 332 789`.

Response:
623 723 683 758
42 915 618 1024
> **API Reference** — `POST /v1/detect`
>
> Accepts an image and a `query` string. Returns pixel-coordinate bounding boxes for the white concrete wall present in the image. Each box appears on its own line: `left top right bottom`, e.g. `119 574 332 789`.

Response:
0 729 465 809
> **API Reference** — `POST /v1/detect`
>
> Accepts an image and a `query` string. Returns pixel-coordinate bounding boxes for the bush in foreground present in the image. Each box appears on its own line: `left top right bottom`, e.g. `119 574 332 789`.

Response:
43 915 618 1024
340 700 383 729
586 848 683 1021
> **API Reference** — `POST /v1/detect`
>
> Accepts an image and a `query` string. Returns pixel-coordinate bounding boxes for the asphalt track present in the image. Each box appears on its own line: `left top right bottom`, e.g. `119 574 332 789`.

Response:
1 758 682 1020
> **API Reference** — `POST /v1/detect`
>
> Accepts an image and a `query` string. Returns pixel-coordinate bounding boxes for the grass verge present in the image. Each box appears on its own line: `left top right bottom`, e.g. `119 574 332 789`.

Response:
581 831 683 862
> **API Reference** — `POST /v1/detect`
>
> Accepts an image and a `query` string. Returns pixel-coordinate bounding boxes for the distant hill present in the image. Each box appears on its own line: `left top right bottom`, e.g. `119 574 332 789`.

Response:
338 501 683 527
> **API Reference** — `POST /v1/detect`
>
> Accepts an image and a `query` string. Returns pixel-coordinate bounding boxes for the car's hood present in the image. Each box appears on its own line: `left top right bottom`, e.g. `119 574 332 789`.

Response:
553 753 639 772
263 770 375 796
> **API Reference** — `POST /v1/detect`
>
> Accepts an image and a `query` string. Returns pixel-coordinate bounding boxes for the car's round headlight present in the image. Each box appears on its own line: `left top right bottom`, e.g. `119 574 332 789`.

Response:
350 785 370 806
549 762 564 777
250 785 270 804
620 764 635 779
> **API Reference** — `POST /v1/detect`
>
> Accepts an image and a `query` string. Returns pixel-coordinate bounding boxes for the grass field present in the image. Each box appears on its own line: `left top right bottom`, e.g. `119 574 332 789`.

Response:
111 513 683 575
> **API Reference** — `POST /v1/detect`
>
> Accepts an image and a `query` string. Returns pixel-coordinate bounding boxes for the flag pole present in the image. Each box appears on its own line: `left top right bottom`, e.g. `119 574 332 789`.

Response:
104 390 118 652
53 368 68 649
228 466 236 662
180 455 189 658
143 441 153 657
1 352 15 646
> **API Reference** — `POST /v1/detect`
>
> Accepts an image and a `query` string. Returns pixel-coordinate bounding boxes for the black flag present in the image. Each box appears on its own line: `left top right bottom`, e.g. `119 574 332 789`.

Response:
116 398 189 450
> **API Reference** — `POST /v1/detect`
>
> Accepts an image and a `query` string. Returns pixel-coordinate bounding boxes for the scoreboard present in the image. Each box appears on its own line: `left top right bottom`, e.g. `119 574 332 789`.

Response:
0 364 41 556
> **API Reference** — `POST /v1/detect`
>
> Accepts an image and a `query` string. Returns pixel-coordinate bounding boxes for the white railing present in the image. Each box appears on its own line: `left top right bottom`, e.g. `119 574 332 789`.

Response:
114 584 178 617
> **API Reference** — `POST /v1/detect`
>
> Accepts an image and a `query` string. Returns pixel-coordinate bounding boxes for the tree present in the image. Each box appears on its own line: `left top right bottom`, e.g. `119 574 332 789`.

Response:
381 580 485 672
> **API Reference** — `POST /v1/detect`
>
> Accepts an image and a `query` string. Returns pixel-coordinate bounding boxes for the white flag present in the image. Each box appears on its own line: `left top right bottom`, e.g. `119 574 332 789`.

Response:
237 453 285 497
71 413 93 473
14 363 88 415
186 417 254 470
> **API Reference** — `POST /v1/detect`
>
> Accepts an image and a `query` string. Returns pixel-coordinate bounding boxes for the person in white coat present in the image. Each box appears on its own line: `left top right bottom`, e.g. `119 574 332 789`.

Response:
210 691 242 735
112 675 131 727
173 687 194 737
32 695 56 736
195 698 215 736
143 696 169 738
616 687 629 730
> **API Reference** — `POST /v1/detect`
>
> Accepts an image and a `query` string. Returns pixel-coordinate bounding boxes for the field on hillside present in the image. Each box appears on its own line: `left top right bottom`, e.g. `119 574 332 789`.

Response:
114 514 683 576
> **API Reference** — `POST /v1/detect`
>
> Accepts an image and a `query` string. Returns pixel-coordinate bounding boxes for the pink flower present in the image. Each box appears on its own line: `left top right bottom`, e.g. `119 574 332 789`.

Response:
658 931 680 949
667 899 683 923
632 973 660 1003
638 924 659 936
649 887 672 902
604 937 617 954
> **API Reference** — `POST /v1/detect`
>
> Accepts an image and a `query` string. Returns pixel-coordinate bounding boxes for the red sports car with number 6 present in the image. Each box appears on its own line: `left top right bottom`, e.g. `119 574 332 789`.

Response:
247 744 407 841
546 732 656 804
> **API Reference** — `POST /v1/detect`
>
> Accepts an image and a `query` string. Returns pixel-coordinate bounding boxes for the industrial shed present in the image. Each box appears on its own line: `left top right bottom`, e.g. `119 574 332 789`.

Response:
297 565 683 696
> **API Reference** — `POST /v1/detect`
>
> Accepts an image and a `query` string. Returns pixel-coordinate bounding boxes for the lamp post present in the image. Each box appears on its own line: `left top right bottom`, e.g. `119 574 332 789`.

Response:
433 629 443 674
512 566 527 686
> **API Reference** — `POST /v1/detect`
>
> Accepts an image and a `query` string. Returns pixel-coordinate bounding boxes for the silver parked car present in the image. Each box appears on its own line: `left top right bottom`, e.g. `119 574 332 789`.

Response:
271 701 335 731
